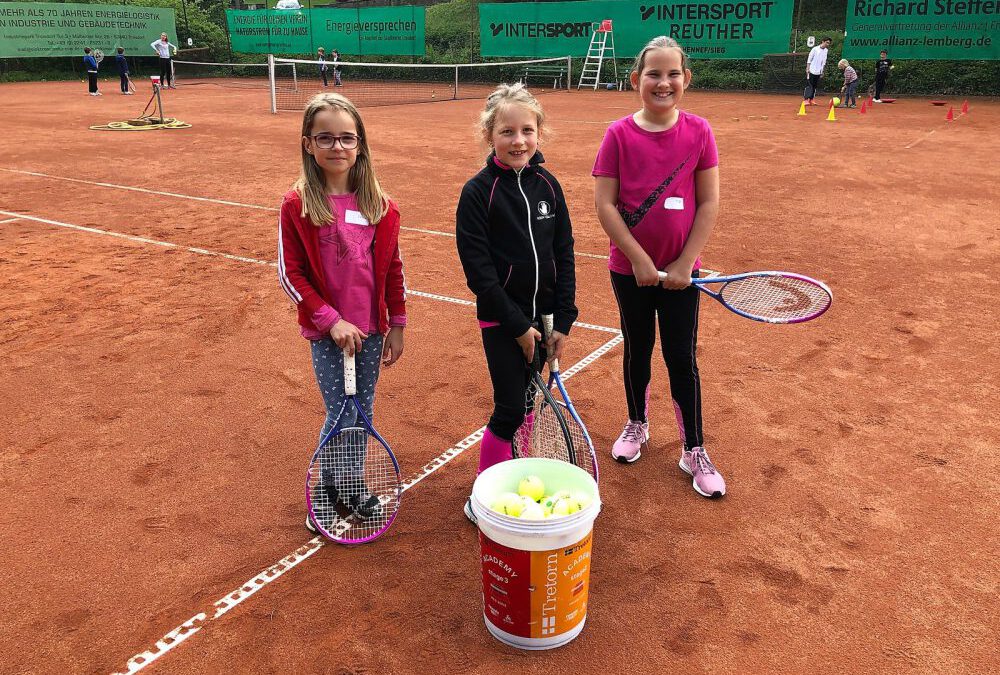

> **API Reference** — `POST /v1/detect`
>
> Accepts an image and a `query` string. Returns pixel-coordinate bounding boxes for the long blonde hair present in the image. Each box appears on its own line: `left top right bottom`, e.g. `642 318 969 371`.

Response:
293 93 389 227
478 82 546 144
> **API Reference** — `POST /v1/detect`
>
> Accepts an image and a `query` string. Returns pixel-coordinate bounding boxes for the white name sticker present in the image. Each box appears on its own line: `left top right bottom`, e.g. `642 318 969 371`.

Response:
344 209 370 226
664 197 685 210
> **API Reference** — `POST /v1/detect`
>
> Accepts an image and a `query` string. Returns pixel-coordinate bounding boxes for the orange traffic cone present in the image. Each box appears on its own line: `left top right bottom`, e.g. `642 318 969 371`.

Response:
961 100 969 114
945 106 954 121
826 105 837 122
798 100 807 116
860 100 867 114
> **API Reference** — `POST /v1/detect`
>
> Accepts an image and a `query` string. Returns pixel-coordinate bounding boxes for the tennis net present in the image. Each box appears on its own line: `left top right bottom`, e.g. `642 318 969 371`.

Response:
267 55 571 112
173 59 297 90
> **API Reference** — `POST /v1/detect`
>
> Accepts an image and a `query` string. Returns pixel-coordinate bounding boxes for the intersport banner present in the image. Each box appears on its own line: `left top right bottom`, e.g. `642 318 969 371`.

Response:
0 2 176 58
843 1 1000 60
226 7 424 56
479 0 794 58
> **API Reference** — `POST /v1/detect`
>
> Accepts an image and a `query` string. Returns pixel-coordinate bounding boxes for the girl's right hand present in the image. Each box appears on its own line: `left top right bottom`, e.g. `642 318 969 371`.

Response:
516 327 542 363
330 319 367 356
632 256 661 287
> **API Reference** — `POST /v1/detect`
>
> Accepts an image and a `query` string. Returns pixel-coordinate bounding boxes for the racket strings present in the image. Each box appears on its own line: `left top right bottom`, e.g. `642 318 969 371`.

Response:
308 427 400 541
720 276 830 321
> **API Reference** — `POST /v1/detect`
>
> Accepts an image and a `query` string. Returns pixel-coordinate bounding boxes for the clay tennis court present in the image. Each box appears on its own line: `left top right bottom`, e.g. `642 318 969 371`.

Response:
1 80 997 673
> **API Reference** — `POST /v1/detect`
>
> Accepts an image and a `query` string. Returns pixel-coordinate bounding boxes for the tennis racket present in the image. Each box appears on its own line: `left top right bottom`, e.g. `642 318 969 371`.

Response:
306 351 401 544
541 314 599 481
511 324 580 473
658 270 832 324
127 75 136 94
93 49 104 64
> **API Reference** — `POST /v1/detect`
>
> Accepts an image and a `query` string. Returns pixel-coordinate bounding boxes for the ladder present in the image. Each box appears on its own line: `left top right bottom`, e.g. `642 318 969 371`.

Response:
577 19 618 90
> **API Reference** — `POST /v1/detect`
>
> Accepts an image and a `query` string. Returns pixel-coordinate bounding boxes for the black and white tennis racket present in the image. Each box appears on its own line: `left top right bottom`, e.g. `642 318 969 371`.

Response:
658 270 832 324
541 314 598 481
306 351 401 544
511 324 582 475
93 49 104 64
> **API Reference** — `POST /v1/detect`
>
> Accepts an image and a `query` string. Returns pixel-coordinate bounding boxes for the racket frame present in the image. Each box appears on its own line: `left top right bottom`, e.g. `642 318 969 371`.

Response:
658 270 833 324
512 328 577 467
305 350 402 545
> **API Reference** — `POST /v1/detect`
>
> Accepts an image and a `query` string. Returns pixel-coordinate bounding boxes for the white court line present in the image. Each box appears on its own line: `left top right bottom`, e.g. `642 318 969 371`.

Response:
1 210 618 334
110 333 623 675
0 167 610 258
0 217 23 224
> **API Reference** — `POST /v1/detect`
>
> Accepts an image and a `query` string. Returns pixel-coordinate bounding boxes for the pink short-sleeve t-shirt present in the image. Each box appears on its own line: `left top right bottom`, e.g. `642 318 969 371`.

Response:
592 111 718 275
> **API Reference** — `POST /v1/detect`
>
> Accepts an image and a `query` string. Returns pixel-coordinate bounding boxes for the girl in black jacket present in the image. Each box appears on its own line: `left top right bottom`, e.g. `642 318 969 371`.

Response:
456 83 578 522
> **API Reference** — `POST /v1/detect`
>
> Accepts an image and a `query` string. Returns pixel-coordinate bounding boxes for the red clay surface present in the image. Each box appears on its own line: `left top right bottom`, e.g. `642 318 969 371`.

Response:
1 80 998 674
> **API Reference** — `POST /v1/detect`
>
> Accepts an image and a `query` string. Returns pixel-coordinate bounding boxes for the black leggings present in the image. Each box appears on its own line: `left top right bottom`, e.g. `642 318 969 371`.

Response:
159 58 172 86
610 270 703 450
481 325 539 440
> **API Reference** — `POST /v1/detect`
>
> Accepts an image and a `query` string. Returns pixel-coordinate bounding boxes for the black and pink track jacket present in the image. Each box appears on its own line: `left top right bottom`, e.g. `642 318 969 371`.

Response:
278 189 406 335
455 151 578 340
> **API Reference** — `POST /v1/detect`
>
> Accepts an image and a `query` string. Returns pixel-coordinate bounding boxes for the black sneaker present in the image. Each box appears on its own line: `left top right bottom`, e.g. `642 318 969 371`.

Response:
350 493 384 520
463 496 477 525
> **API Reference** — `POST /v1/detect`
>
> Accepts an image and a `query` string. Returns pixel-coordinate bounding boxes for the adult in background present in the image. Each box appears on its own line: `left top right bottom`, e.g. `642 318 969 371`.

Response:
803 37 831 106
151 32 178 89
83 47 100 96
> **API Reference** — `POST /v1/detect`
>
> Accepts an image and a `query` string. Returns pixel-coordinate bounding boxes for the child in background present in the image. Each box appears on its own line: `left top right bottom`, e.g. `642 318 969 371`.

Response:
838 59 858 108
593 36 725 498
332 49 343 87
83 47 100 96
150 32 177 89
115 47 132 95
456 83 578 523
317 47 329 87
278 93 406 528
873 50 893 102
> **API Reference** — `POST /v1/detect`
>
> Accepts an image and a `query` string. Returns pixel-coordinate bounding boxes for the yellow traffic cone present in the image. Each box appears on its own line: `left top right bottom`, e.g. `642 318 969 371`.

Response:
826 105 837 122
798 101 807 116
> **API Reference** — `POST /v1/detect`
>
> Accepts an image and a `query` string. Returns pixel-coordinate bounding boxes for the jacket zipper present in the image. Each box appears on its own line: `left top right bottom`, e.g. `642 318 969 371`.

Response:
515 167 539 321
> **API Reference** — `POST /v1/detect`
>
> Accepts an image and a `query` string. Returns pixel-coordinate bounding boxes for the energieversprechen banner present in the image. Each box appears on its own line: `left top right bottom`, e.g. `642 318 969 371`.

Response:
843 1 1000 60
479 0 794 58
0 2 176 58
225 7 425 56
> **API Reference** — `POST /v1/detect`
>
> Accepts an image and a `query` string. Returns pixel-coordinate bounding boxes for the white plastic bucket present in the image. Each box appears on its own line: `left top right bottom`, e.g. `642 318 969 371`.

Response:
471 457 601 650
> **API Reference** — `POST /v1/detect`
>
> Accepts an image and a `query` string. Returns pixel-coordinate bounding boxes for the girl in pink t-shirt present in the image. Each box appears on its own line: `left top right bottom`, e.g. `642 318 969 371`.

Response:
278 93 407 528
593 36 725 498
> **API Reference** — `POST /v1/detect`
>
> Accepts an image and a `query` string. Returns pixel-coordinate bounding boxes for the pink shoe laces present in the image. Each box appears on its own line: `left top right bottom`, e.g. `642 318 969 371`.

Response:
689 447 717 475
622 421 646 443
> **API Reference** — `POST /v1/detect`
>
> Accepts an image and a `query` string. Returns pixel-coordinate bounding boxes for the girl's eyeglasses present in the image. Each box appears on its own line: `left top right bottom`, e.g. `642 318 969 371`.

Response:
309 133 359 150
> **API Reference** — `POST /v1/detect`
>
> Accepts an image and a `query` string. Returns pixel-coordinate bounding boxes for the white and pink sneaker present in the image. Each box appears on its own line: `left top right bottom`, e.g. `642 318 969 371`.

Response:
611 421 649 464
679 447 726 498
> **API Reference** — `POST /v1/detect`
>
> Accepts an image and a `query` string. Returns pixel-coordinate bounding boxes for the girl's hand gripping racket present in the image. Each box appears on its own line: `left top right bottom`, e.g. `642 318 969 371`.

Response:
306 351 401 544
511 325 577 471
658 270 832 324
540 314 599 481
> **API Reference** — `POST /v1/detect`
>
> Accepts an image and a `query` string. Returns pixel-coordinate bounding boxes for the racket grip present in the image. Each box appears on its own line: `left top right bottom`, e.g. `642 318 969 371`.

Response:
541 314 559 372
657 271 667 282
343 351 357 396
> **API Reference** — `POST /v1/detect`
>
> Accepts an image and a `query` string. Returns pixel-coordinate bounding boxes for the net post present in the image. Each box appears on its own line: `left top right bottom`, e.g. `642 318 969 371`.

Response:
454 65 459 101
268 53 277 114
565 56 572 90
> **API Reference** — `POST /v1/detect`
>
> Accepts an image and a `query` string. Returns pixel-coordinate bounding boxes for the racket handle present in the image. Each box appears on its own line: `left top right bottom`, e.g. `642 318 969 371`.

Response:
541 314 559 372
343 351 357 396
656 271 667 282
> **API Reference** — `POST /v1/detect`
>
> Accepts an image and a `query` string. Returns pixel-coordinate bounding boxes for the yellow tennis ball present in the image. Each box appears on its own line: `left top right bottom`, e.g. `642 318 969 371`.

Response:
833 96 841 106
520 501 545 520
551 496 580 516
491 492 523 517
518 475 545 502
571 491 593 510
540 494 558 514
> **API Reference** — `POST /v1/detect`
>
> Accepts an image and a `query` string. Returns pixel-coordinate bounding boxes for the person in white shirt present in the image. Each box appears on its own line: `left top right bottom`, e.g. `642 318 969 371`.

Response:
803 37 831 106
150 32 178 89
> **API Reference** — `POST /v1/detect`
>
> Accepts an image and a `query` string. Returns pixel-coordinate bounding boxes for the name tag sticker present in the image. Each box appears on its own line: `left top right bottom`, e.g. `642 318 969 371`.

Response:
345 209 370 226
664 197 685 210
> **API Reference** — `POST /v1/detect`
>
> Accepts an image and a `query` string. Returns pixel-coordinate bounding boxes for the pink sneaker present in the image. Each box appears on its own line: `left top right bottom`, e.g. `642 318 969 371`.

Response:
679 447 726 498
611 421 649 464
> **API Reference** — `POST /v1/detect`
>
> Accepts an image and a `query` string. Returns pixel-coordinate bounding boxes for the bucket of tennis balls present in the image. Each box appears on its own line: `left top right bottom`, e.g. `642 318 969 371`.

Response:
471 457 601 650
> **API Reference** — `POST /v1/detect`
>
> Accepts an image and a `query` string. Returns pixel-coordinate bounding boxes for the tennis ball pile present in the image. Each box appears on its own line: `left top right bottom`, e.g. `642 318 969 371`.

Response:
490 475 592 519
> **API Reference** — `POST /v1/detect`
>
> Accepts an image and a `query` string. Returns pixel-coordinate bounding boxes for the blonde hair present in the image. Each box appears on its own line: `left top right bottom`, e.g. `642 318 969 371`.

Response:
479 82 545 143
631 36 690 76
838 59 849 68
294 93 389 227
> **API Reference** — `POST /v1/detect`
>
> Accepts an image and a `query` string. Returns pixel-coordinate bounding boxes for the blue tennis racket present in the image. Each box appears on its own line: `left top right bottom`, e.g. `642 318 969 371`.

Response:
658 270 832 324
306 351 401 544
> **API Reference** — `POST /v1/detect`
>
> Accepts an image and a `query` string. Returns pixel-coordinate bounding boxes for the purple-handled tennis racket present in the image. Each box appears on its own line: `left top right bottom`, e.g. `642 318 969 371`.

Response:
306 351 401 544
658 270 832 324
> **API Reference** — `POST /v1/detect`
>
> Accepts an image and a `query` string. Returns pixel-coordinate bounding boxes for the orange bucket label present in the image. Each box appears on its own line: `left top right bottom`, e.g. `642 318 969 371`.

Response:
480 531 593 639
